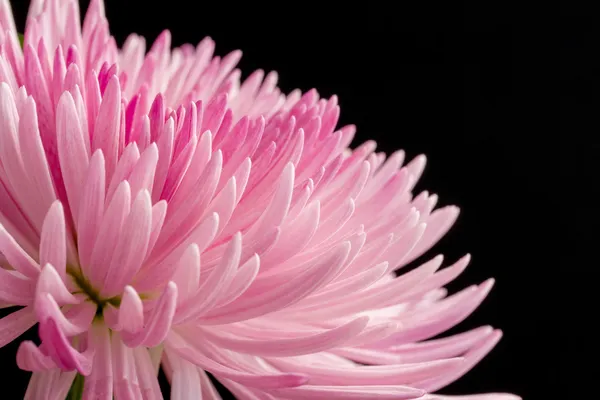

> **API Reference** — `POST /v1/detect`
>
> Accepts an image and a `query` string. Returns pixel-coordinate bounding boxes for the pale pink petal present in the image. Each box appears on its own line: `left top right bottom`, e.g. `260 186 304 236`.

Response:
17 340 57 371
170 243 201 304
414 330 504 392
104 285 144 334
0 223 40 278
34 293 86 337
167 352 202 400
0 83 45 231
176 232 241 323
77 150 106 272
56 91 89 223
270 384 425 400
133 346 163 399
271 356 464 386
39 202 67 281
389 325 495 363
83 322 113 400
111 332 143 400
215 253 260 308
23 369 77 400
128 143 158 199
146 199 167 256
92 75 121 183
0 267 35 305
122 281 177 347
200 241 350 325
401 206 460 267
17 95 57 217
138 212 218 291
101 190 152 296
165 332 308 390
35 263 77 305
0 307 37 348
106 142 140 204
88 180 131 286
201 316 368 357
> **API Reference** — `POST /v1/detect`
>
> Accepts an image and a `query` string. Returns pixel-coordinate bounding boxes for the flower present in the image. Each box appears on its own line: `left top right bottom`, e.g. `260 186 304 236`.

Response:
0 0 519 399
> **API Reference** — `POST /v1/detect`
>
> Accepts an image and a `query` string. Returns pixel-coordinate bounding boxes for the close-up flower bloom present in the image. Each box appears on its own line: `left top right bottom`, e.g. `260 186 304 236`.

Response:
0 0 521 399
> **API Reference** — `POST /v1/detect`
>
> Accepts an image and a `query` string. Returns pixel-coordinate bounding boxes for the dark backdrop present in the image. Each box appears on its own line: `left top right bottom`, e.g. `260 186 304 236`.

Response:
3 1 581 399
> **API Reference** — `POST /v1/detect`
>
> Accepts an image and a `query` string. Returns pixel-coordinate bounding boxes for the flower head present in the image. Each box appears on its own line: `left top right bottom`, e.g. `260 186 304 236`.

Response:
0 0 519 399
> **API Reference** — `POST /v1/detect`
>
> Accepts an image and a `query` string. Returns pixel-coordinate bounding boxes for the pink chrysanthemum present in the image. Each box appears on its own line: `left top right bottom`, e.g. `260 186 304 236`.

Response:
0 1 519 399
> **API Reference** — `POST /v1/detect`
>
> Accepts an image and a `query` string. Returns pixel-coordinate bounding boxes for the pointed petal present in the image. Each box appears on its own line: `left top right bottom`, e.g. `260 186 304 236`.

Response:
0 223 40 278
77 150 106 271
56 91 89 223
39 202 67 280
202 316 368 357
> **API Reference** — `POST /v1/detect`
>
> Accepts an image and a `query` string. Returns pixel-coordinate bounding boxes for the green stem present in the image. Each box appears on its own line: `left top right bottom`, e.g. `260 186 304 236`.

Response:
66 373 85 400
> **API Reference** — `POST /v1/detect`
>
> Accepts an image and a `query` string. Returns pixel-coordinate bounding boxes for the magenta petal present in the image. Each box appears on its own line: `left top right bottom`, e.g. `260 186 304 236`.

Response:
16 340 57 371
38 318 93 375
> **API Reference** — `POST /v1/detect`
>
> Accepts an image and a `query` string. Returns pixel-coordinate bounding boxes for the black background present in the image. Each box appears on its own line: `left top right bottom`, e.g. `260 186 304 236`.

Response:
2 1 583 399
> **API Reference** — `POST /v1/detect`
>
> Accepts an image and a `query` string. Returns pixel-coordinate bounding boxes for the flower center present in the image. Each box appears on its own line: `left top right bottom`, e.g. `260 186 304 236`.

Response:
67 268 121 317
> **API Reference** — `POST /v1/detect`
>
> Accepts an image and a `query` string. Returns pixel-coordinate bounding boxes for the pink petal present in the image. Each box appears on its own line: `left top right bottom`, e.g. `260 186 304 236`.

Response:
39 202 67 281
132 346 163 399
35 263 78 305
83 322 113 400
17 95 57 217
401 206 460 266
128 143 158 199
202 316 368 357
104 285 144 334
88 180 131 286
138 212 218 291
92 75 121 183
152 117 174 202
215 253 260 308
270 384 425 400
37 318 93 375
0 267 34 305
201 241 350 325
111 332 143 400
106 142 140 204
0 306 37 348
166 332 308 390
0 224 40 278
167 352 202 400
34 292 86 337
122 281 177 347
16 340 56 371
101 190 152 296
176 233 241 323
56 91 89 223
23 369 77 400
390 325 496 363
277 356 465 386
77 150 106 272
170 243 201 304
414 330 503 392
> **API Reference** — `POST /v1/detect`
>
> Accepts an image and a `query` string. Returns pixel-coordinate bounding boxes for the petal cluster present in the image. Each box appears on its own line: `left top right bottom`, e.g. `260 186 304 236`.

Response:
0 0 518 399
